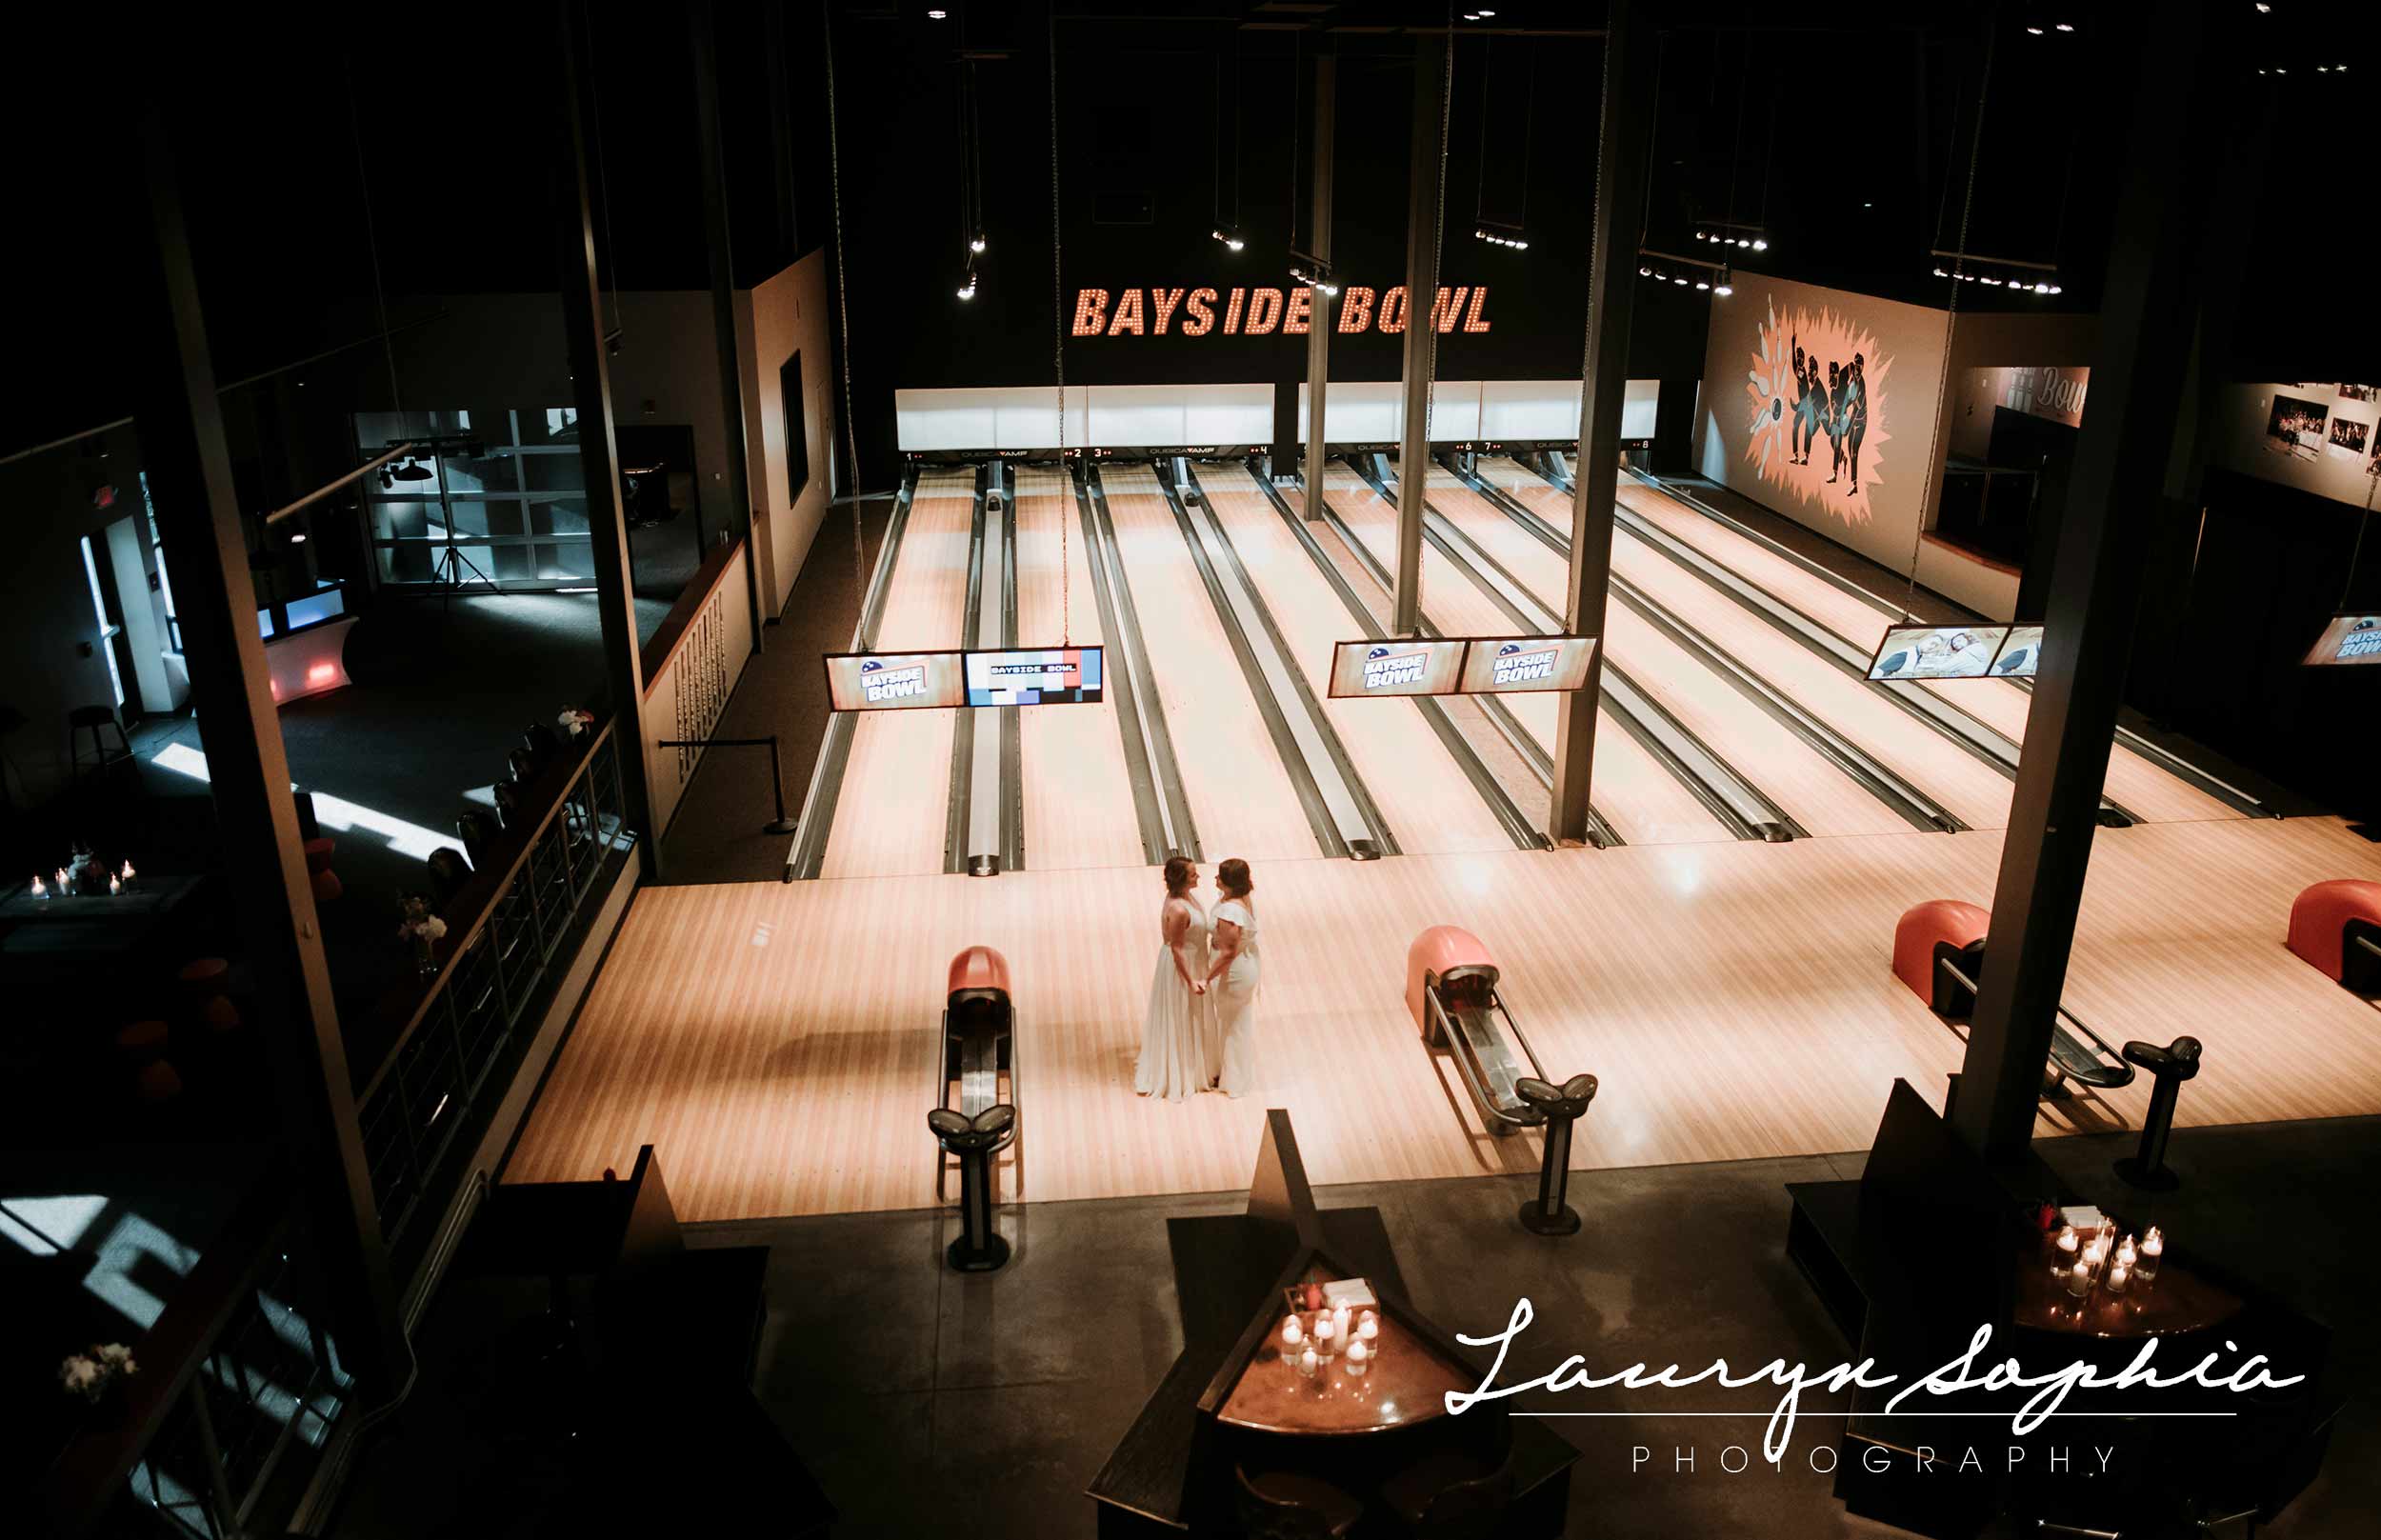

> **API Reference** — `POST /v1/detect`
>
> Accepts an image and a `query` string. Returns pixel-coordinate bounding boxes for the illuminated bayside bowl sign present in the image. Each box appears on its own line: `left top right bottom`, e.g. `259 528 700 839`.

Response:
2302 613 2381 667
824 648 1106 710
1866 624 2043 682
1327 635 1596 699
1070 284 1492 338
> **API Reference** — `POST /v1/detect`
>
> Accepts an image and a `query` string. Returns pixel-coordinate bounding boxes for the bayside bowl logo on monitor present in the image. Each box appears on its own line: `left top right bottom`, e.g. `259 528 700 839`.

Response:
863 662 928 703
2342 617 2380 661
1364 645 1431 691
1492 641 1559 687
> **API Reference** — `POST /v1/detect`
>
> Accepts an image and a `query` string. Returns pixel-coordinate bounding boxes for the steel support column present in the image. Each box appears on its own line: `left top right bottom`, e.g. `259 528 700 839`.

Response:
693 0 770 645
128 94 405 1395
1952 6 2211 1159
1391 32 1448 633
1548 0 1653 845
1302 52 1336 522
557 0 657 862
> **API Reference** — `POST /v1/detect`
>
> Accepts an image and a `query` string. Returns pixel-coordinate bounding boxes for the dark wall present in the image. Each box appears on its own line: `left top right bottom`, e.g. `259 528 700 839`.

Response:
2130 469 2380 822
824 15 1712 486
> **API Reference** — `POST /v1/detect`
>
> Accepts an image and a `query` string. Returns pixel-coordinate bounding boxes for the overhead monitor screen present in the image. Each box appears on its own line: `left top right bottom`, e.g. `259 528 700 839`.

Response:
2302 613 2381 667
965 647 1105 705
1866 624 2010 682
823 650 968 711
1991 625 2045 678
1328 638 1470 698
1458 636 1598 695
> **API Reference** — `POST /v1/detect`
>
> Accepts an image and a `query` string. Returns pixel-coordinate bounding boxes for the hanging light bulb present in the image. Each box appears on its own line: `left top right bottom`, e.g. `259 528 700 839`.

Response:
970 232 988 254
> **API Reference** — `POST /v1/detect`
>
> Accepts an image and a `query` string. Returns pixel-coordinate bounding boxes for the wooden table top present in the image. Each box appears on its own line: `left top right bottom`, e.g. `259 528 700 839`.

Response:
1216 1309 1475 1436
2013 1230 2244 1340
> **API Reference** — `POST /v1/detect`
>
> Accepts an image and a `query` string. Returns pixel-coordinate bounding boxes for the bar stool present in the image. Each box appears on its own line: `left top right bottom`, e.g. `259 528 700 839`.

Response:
303 836 342 905
2115 1036 2202 1191
179 958 241 1033
69 704 136 786
114 1019 170 1068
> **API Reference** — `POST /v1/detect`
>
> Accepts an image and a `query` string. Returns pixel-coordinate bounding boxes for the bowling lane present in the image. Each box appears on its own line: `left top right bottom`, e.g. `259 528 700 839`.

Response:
1197 465 1515 855
1411 462 1911 840
1604 474 2241 825
1014 468 1148 871
1322 466 1731 847
1474 462 2013 832
821 468 973 880
1099 464 1320 860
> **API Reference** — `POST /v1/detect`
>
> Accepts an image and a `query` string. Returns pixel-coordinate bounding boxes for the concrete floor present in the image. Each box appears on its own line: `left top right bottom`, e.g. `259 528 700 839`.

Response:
647 1114 2376 1540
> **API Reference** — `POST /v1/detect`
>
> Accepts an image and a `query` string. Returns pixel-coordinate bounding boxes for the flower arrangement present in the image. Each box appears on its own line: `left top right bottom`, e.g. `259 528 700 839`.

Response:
396 895 449 947
557 707 595 740
59 1343 139 1404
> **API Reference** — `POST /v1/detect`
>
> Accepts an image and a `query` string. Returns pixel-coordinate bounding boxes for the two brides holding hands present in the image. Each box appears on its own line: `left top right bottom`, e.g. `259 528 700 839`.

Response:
1134 856 1259 1100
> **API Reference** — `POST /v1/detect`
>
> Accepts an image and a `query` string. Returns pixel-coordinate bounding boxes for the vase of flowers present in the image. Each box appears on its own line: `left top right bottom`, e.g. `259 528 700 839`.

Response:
60 1343 139 1420
557 707 594 741
397 896 449 978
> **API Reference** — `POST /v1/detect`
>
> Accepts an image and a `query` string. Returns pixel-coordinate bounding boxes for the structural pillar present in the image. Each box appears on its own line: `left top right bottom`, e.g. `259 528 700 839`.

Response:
557 0 658 864
692 0 770 645
1952 6 2211 1159
1302 52 1336 522
1391 31 1448 633
128 92 405 1395
1548 0 1654 846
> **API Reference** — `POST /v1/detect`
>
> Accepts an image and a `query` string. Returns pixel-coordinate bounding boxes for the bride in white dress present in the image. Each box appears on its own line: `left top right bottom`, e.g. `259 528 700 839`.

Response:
1135 857 1210 1100
1203 858 1260 1098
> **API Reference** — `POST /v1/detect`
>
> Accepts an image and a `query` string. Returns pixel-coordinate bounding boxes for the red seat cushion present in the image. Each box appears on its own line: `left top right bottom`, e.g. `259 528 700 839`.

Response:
1893 900 1990 1002
2287 879 2381 983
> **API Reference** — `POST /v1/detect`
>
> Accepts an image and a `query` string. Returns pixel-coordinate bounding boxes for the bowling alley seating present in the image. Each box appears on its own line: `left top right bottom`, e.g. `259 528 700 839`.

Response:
1892 900 2134 1097
2286 878 2381 993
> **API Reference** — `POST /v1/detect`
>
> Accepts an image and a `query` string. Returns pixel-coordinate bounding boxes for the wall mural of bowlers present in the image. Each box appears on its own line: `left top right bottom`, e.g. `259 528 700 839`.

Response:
2264 393 2330 461
1743 296 1892 526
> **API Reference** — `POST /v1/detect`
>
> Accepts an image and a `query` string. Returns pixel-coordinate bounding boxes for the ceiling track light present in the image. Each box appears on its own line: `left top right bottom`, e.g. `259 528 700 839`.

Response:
1473 221 1530 251
1289 264 1339 298
1638 248 1731 296
1211 227 1245 252
969 232 987 254
1933 250 2060 295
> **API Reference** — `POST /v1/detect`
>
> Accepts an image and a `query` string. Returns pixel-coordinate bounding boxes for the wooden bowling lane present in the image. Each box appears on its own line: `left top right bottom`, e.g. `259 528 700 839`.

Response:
820 469 973 881
1323 467 1731 847
1474 462 2014 831
1196 465 1517 855
1012 467 1149 871
1413 462 1912 840
505 811 2381 1222
1098 463 1321 861
1599 473 2242 825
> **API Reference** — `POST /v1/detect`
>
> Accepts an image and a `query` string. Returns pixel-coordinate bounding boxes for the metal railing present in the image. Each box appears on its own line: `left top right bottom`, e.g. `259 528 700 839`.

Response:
354 719 634 1253
42 1171 352 1540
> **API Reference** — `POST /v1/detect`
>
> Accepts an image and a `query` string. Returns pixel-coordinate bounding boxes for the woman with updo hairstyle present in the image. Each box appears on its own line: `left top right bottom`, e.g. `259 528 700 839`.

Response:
1202 858 1260 1097
1133 856 1211 1100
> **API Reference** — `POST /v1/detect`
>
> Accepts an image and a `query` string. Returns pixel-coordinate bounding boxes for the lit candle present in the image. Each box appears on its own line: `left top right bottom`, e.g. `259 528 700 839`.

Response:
2065 1260 2091 1297
109 873 121 895
1296 1348 1318 1378
1281 1317 1304 1356
1345 1339 1370 1376
2115 1235 2137 1270
2053 1225 2079 1258
1311 1316 1336 1357
120 860 135 887
55 868 70 892
2106 1262 2131 1295
2138 1228 2162 1281
30 874 46 899
1357 1316 1379 1346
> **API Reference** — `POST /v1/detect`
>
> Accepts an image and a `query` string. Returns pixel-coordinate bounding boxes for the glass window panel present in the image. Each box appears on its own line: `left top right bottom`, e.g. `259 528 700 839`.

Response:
532 498 590 537
520 407 581 445
433 445 519 497
522 453 586 493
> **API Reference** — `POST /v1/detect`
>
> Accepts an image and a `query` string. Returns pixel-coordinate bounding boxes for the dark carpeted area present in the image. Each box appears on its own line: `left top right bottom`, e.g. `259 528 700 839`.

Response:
652 498 892 886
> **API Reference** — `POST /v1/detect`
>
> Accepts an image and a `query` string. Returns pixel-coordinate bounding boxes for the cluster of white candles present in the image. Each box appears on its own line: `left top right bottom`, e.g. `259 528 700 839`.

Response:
1282 1307 1382 1379
2055 1220 2164 1300
30 860 134 899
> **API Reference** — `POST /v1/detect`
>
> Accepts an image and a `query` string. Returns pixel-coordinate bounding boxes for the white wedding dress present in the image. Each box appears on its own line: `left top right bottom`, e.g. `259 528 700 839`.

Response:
1209 898 1260 1098
1135 898 1211 1101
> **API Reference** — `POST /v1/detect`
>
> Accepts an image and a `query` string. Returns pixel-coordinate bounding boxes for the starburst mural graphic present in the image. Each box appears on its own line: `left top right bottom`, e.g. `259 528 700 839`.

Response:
1743 295 1892 527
